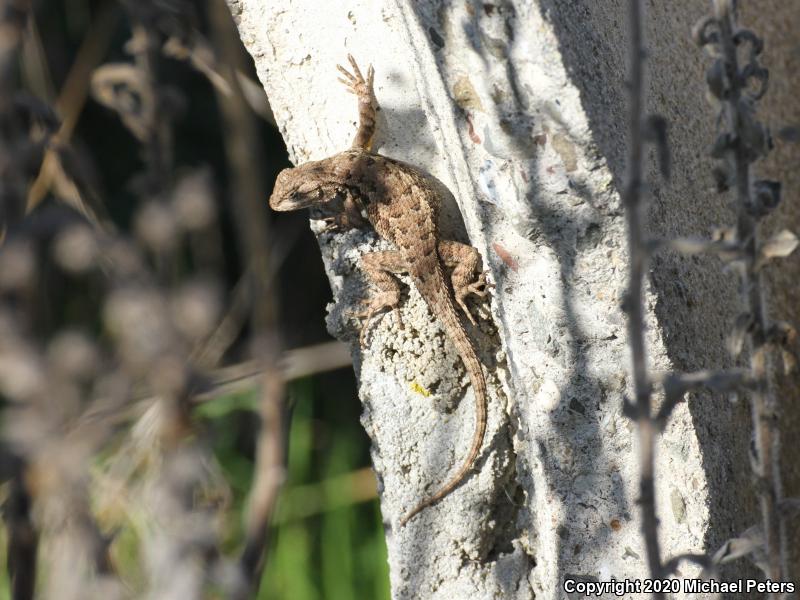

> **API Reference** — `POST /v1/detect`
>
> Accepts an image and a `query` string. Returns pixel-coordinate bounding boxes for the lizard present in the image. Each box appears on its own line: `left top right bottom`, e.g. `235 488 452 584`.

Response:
268 55 491 526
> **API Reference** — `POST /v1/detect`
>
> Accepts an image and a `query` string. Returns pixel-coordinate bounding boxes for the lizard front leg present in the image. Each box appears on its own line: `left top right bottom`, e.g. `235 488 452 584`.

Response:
318 195 369 233
336 54 377 152
438 240 492 326
355 250 408 346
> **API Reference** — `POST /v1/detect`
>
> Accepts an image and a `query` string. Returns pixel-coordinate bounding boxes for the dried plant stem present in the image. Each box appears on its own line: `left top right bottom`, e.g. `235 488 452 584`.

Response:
6 464 37 600
624 0 664 590
0 3 39 597
26 2 119 214
239 367 284 588
209 0 285 593
130 21 171 192
713 0 787 586
0 0 31 230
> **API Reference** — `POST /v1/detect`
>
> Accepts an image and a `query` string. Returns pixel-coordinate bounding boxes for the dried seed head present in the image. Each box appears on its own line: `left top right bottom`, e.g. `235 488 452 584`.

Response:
135 201 178 253
170 280 221 340
104 287 172 367
747 180 781 218
47 330 99 380
172 171 216 230
0 345 46 399
53 225 98 273
0 240 35 290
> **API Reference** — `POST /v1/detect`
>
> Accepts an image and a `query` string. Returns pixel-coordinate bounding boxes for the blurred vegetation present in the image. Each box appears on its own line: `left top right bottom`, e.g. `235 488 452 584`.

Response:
0 373 390 599
0 0 388 597
192 375 389 600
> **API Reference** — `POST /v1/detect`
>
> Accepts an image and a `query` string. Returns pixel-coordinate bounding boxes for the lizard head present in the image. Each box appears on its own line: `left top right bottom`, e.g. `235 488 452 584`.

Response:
269 159 345 212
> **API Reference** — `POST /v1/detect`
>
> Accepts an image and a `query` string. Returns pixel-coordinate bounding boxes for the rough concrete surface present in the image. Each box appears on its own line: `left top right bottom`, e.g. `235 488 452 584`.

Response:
227 0 799 598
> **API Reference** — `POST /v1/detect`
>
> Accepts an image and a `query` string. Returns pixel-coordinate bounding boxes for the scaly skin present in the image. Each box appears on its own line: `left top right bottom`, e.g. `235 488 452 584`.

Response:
269 56 490 526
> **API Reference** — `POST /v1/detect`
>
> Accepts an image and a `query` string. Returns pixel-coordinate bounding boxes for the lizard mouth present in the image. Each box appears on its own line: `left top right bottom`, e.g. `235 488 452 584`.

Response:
269 167 337 211
271 188 325 211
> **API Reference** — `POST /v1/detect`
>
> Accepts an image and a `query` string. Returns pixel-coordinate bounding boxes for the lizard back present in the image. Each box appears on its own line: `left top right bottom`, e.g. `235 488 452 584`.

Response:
337 150 489 526
268 58 490 526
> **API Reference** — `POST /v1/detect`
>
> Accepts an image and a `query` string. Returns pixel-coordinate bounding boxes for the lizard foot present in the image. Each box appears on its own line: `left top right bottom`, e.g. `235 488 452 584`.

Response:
337 54 378 151
320 216 341 234
319 206 367 234
354 292 402 347
336 54 375 107
468 270 494 297
455 270 494 326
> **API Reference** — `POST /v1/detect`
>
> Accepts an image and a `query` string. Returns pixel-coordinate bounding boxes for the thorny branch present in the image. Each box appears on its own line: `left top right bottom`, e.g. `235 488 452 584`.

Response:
623 0 795 592
622 0 665 591
694 0 791 589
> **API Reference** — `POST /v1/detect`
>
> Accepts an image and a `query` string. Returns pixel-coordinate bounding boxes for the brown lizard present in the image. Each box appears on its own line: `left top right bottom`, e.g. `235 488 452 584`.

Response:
268 55 491 526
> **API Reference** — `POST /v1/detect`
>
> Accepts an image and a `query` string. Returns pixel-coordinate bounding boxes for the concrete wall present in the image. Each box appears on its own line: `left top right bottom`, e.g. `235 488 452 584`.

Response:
229 0 799 596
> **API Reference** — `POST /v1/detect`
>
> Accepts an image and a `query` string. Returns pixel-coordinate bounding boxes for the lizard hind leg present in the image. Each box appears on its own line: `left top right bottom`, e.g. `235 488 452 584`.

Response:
355 250 409 347
438 240 493 326
336 54 377 151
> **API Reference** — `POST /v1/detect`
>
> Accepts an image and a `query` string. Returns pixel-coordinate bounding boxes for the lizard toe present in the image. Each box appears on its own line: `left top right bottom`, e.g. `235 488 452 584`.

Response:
456 296 478 326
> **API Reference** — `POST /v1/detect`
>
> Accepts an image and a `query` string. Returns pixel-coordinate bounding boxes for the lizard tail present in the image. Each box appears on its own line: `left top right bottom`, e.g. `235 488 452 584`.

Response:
400 266 488 527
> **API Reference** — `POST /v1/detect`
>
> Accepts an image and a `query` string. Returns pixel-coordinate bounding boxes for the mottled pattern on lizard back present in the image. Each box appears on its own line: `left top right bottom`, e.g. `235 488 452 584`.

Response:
268 57 491 526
